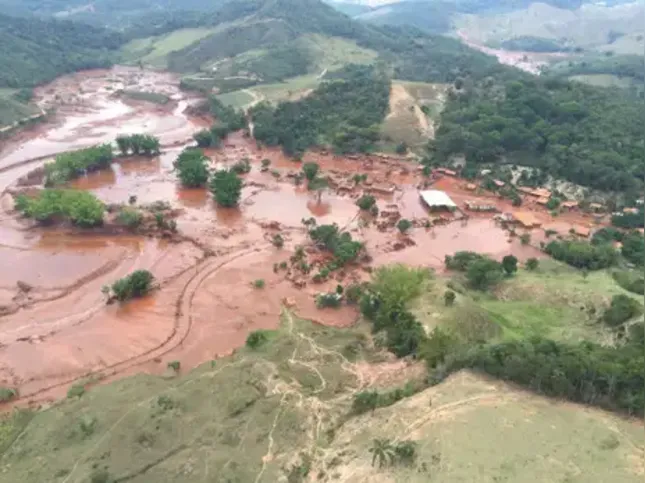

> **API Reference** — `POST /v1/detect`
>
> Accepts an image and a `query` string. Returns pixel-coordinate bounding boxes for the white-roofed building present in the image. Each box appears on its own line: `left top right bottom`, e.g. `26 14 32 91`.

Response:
419 190 457 211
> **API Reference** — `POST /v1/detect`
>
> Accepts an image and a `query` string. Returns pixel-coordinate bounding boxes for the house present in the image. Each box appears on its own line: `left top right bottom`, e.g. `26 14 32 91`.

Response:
589 203 604 213
572 225 590 237
561 200 579 210
493 179 505 188
623 207 639 214
465 183 477 191
512 211 541 228
435 167 457 176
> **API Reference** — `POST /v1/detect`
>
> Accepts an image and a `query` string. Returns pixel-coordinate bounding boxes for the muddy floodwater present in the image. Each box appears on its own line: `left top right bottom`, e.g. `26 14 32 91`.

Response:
0 67 592 407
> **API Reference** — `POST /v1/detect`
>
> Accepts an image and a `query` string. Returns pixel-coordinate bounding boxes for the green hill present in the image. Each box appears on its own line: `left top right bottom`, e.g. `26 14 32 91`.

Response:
0 13 122 89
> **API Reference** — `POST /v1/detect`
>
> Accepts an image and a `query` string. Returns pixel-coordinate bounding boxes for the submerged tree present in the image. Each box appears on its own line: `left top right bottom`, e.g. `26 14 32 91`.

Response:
209 169 242 207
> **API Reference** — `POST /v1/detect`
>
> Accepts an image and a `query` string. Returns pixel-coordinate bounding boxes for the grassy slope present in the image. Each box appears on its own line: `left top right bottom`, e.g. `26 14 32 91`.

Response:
380 80 447 150
0 89 39 129
121 28 219 68
454 2 644 53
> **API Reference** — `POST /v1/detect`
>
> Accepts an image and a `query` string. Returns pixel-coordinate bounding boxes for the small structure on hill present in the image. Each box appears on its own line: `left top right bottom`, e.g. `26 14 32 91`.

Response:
571 225 591 238
465 201 497 212
419 190 457 212
561 200 578 210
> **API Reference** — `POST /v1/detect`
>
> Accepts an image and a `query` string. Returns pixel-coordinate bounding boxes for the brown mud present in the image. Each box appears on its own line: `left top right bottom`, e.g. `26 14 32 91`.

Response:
0 68 606 407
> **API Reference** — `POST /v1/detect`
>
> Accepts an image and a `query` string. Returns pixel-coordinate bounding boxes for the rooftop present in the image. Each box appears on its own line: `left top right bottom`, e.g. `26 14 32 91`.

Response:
419 190 457 208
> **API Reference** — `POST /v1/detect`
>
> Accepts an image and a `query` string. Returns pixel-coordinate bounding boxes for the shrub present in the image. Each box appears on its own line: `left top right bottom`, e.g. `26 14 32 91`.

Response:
502 255 518 275
15 189 105 227
67 383 85 398
603 294 643 327
393 441 417 466
395 142 408 154
443 290 456 306
345 284 364 304
0 387 17 402
231 158 251 175
209 169 242 207
316 292 342 308
194 129 213 147
167 360 180 372
116 207 143 229
252 279 265 289
110 270 154 302
445 251 484 271
272 234 284 248
397 218 412 233
520 233 531 245
356 195 376 211
261 158 271 170
612 270 644 295
546 197 561 210
246 330 269 349
525 257 539 271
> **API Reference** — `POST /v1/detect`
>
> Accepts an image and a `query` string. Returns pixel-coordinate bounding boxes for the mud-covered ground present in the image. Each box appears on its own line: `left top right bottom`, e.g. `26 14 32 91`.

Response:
0 67 603 407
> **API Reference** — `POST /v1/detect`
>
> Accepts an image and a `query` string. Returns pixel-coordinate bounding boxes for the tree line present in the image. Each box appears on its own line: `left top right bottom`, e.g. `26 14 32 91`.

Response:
15 189 104 227
251 65 389 158
431 76 645 195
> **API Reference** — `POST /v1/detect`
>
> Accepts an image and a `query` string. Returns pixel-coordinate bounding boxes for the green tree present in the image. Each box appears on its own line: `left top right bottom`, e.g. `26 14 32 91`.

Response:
194 129 213 148
397 219 412 233
502 255 518 275
302 162 319 183
177 156 209 188
209 169 242 207
369 439 395 468
603 294 643 327
110 270 154 302
116 135 131 155
466 258 503 290
356 195 376 211
444 289 456 306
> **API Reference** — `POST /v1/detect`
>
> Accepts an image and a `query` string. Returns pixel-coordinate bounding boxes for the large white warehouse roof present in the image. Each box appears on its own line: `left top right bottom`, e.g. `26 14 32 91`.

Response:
419 190 457 208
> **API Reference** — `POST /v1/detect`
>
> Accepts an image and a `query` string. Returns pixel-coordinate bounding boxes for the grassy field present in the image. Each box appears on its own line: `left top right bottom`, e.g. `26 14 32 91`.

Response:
297 34 377 71
411 259 637 346
215 90 256 109
121 28 219 68
324 370 643 482
380 80 447 150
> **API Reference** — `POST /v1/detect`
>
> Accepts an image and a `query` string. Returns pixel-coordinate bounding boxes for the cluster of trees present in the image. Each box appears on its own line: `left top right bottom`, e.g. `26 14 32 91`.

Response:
544 240 618 270
352 382 419 414
15 189 104 227
115 134 160 156
442 336 644 416
359 265 429 357
611 206 645 229
308 222 364 266
612 270 644 296
602 294 642 327
106 269 154 302
549 54 644 85
0 12 121 88
432 76 644 194
592 227 644 267
251 65 389 157
45 144 113 185
499 36 565 53
444 251 518 290
194 97 247 148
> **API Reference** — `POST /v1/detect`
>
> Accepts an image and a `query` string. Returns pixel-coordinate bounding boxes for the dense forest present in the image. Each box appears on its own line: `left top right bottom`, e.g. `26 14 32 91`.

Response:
251 65 389 156
0 13 121 88
432 76 645 194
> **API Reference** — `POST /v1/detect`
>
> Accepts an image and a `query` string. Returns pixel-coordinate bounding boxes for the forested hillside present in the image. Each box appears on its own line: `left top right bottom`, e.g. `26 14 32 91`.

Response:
251 65 390 156
0 13 122 88
432 76 645 194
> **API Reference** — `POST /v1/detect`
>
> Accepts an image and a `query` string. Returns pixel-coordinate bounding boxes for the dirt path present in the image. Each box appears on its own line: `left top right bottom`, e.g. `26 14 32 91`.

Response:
387 83 430 136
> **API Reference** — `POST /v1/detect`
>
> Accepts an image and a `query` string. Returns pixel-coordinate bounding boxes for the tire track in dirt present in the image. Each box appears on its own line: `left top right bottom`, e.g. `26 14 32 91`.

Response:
10 245 268 404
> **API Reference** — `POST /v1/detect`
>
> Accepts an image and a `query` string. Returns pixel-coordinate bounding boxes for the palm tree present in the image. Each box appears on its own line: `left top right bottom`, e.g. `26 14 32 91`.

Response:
369 438 395 468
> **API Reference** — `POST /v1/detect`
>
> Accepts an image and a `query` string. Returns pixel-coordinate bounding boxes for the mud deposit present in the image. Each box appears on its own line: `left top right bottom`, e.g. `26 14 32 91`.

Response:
0 68 593 407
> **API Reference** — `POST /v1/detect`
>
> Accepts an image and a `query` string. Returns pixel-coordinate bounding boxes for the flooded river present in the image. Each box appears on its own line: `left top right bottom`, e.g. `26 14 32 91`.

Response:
0 67 547 406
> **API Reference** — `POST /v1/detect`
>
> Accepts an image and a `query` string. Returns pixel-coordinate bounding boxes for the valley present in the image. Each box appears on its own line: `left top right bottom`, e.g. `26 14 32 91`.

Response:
0 0 643 482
